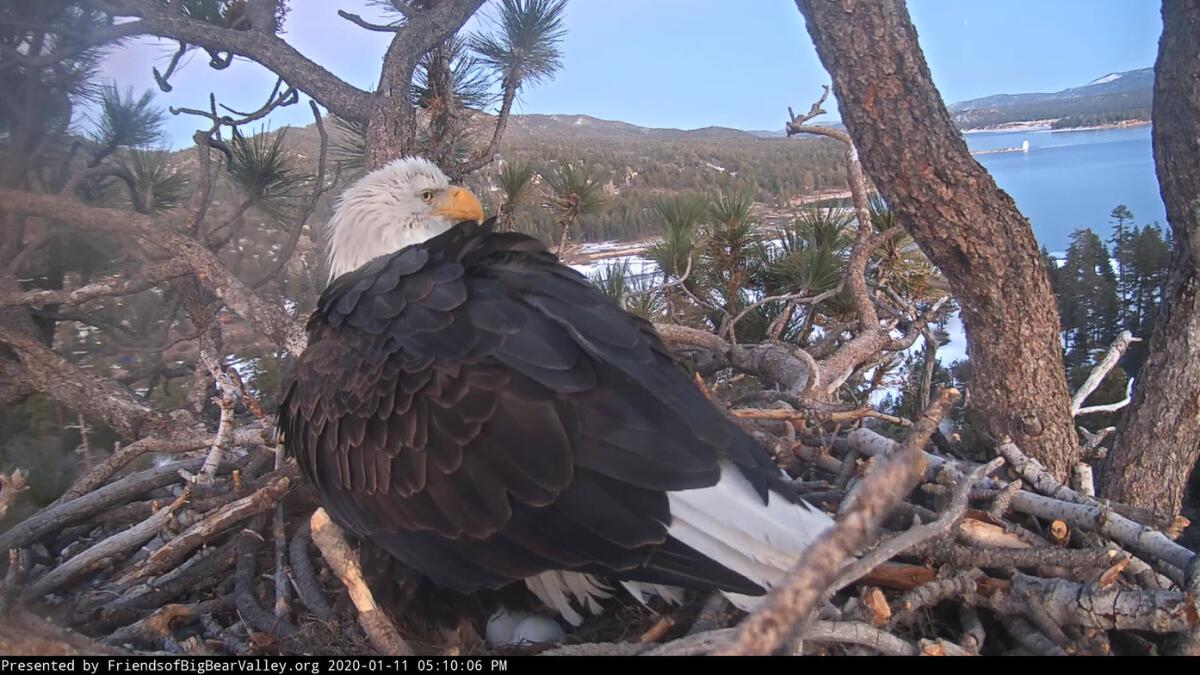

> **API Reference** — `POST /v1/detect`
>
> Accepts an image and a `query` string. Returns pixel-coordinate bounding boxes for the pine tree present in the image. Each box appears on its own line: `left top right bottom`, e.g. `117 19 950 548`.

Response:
1058 229 1120 369
1108 205 1138 327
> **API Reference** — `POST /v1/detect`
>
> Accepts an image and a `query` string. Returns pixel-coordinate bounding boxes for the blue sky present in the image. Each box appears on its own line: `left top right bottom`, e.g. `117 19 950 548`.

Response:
98 1 1163 147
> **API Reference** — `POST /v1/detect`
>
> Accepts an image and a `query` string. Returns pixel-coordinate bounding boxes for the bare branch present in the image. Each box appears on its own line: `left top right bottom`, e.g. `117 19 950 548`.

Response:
0 259 191 311
310 508 412 655
337 10 401 32
100 1 372 121
1071 330 1140 415
718 388 959 655
0 188 307 356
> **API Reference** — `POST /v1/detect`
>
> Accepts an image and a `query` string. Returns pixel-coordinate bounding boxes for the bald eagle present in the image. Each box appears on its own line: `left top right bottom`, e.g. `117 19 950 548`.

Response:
280 157 832 626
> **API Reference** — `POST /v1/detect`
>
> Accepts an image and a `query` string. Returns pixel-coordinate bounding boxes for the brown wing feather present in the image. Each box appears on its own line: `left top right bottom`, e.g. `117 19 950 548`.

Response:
280 222 782 595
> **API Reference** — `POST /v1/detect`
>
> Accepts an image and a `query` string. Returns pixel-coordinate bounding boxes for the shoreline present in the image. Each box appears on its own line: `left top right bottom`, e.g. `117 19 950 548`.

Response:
963 119 1150 134
1048 119 1150 133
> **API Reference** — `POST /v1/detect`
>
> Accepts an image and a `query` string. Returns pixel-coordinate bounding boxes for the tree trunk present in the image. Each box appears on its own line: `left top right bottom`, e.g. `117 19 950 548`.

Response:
1098 0 1200 516
794 0 1078 478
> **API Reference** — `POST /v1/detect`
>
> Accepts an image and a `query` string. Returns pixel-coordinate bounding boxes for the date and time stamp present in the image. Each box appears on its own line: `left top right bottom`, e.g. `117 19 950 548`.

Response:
1 658 514 675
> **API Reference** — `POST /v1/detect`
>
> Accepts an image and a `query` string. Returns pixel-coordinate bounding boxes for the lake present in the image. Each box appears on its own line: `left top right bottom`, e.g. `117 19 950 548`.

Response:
573 124 1166 367
966 125 1165 252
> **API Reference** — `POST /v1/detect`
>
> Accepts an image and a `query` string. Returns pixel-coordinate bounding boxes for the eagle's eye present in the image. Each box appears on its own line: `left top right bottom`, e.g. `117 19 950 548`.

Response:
421 190 435 203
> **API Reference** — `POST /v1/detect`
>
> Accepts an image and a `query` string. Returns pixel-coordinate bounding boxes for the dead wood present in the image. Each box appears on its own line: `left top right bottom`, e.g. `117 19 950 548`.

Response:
309 508 412 655
717 388 959 655
119 474 292 587
0 457 213 553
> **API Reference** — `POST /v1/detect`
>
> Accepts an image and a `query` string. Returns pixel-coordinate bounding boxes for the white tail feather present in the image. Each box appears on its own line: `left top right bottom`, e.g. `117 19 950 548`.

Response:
523 571 611 626
524 462 832 621
620 581 686 607
666 461 834 608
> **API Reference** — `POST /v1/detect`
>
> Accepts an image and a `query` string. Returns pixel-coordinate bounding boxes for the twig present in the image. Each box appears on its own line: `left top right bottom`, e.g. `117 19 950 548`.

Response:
717 388 959 655
119 474 292 586
287 521 336 621
271 449 290 620
1070 330 1139 415
24 488 191 600
235 517 297 638
310 508 411 655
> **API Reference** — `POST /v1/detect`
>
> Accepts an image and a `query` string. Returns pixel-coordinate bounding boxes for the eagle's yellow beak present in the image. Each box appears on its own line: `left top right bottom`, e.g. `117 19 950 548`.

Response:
433 186 484 224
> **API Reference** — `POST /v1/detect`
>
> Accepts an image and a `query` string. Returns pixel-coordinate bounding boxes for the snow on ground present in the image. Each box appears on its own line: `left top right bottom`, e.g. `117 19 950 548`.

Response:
570 254 659 282
573 250 970 406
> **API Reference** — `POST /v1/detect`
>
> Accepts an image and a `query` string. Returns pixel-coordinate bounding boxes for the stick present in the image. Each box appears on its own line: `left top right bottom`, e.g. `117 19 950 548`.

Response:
24 488 190 600
973 489 1194 572
235 517 297 638
287 521 336 621
309 508 411 655
1070 330 1139 416
119 475 291 586
0 458 209 553
717 389 959 655
828 457 1004 600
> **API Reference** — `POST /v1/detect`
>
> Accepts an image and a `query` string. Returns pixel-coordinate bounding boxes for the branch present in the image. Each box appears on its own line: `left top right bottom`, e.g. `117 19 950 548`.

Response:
0 188 307 356
309 508 412 655
1071 330 1140 415
337 10 401 32
827 457 1005 599
717 388 959 655
0 259 191 310
60 424 271 503
121 475 292 587
107 1 372 121
0 322 177 438
24 488 191 601
0 457 214 554
654 323 817 394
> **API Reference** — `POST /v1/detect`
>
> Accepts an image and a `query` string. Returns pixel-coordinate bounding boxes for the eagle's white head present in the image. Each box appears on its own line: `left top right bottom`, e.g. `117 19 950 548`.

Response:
324 157 485 281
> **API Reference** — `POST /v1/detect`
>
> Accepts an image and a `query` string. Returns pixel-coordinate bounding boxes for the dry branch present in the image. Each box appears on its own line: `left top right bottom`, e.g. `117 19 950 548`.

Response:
120 475 292 587
0 457 212 553
24 488 191 601
309 508 412 655
718 388 958 655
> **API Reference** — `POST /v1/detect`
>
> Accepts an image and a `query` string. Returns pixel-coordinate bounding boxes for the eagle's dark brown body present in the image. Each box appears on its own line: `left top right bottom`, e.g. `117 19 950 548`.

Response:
279 220 815 599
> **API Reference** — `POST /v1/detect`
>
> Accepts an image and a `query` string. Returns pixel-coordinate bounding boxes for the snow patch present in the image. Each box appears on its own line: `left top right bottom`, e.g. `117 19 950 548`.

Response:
1089 73 1122 85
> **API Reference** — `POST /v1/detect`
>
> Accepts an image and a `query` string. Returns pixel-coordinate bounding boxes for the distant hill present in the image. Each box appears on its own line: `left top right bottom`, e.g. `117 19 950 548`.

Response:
504 114 768 143
265 111 850 245
949 68 1153 129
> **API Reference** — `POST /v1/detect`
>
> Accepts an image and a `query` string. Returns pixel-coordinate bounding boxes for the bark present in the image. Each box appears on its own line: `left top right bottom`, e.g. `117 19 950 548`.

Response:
1099 0 1200 515
0 188 307 357
0 322 177 438
365 0 485 169
794 0 1078 479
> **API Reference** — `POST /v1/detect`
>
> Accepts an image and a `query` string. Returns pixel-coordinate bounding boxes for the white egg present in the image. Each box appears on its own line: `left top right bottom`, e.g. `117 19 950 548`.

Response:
485 608 530 646
511 615 565 645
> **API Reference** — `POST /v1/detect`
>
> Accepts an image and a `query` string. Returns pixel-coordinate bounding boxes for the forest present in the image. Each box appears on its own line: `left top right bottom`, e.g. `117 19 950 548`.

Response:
1 0 1199 660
